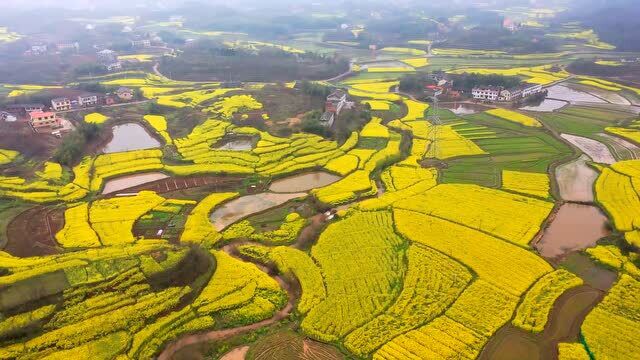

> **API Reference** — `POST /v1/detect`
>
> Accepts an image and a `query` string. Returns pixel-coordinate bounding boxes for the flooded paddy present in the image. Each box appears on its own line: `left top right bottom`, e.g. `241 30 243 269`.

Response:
597 133 640 160
210 192 307 231
269 172 341 193
440 103 489 115
547 85 606 104
560 134 616 164
555 155 598 202
520 99 568 112
568 83 631 105
102 172 169 195
535 203 609 259
103 123 161 154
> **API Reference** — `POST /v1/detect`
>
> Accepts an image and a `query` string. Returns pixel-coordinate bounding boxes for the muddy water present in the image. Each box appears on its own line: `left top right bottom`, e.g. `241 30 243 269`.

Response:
210 192 307 231
547 85 606 104
560 253 618 291
440 103 489 115
103 123 161 154
102 172 169 194
479 286 603 360
269 172 341 193
555 155 598 202
520 99 568 112
560 134 616 164
535 204 609 259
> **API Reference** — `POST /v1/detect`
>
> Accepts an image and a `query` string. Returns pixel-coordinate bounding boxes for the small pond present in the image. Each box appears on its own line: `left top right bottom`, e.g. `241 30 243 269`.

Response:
519 99 567 112
102 172 169 194
269 172 341 193
535 203 609 259
440 103 488 115
210 192 307 231
103 123 161 154
214 136 255 151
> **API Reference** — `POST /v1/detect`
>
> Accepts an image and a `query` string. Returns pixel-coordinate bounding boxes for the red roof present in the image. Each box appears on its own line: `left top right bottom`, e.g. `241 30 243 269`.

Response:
29 111 55 118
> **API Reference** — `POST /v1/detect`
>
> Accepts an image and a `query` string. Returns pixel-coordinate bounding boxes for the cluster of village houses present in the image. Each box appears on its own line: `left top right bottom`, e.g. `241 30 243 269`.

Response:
470 83 544 102
0 87 135 134
321 89 352 128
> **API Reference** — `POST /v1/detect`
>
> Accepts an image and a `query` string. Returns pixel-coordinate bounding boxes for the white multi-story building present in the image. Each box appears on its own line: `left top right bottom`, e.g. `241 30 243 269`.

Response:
472 87 501 101
78 94 98 107
499 88 522 101
326 89 348 115
51 97 71 111
522 84 543 97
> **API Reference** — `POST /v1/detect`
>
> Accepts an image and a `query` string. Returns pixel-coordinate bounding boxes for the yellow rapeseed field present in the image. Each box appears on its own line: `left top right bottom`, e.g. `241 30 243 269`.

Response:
581 275 640 359
351 81 399 93
512 270 583 332
0 149 18 165
502 170 550 198
143 115 172 144
84 112 109 124
399 57 429 68
486 109 542 127
395 183 554 247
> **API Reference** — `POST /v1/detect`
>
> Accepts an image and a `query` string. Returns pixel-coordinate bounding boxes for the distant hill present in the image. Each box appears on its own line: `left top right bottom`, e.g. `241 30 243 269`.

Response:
571 0 640 51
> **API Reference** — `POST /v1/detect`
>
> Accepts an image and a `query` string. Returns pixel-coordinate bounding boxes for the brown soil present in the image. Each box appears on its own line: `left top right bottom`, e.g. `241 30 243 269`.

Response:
479 285 604 360
0 121 61 161
295 213 327 251
220 346 250 360
246 330 344 360
116 175 244 195
5 206 63 257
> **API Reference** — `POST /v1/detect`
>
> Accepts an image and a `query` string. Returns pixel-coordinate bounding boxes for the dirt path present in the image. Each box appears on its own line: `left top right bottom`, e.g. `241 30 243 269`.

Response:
478 285 604 360
219 346 249 360
157 243 296 360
